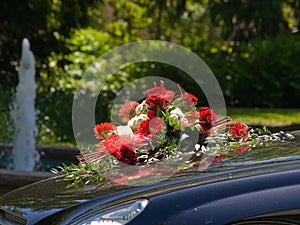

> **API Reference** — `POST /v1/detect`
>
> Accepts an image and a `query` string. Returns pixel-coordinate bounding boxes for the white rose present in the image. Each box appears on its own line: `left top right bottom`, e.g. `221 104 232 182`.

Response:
170 108 185 123
128 114 149 130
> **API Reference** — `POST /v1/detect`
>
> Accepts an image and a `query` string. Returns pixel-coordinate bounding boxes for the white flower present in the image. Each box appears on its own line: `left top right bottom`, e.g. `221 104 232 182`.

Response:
116 125 133 137
128 114 149 130
170 107 186 123
135 100 147 114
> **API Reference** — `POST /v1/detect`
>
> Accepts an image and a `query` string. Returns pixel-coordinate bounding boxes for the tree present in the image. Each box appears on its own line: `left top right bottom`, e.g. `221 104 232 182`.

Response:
208 0 288 44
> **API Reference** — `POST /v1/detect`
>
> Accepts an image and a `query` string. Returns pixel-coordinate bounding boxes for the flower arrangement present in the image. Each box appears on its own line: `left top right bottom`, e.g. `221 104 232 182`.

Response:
59 81 294 187
92 82 229 164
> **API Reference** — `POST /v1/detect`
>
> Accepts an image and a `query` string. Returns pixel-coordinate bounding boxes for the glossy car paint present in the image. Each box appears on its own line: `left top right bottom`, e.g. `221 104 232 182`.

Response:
1 131 299 225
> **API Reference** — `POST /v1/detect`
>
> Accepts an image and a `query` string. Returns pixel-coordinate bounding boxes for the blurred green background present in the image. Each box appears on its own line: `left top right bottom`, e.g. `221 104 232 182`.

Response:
0 0 299 145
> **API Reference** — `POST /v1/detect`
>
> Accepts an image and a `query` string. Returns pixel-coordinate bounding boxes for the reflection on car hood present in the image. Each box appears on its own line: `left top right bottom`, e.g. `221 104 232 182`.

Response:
1 131 300 224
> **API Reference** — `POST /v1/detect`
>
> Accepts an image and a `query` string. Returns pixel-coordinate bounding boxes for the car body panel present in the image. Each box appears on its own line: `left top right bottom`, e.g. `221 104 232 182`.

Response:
0 131 299 224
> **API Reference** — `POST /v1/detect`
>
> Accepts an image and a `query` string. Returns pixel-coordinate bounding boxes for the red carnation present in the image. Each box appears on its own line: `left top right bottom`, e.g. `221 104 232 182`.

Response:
94 122 116 140
146 81 174 102
104 134 122 158
228 122 249 141
199 107 217 131
138 117 165 137
138 120 151 136
104 134 144 164
119 101 139 121
119 145 138 165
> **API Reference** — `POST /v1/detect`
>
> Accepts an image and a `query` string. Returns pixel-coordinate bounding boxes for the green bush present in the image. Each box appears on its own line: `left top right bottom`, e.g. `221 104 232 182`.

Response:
0 87 14 143
206 33 300 107
36 28 119 144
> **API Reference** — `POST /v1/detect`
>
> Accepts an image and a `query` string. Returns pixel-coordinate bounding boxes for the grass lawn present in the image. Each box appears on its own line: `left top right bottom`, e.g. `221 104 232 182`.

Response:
227 108 300 131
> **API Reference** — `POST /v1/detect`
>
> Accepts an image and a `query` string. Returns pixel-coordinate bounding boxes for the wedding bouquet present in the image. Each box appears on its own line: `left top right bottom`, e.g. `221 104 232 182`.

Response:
59 81 293 187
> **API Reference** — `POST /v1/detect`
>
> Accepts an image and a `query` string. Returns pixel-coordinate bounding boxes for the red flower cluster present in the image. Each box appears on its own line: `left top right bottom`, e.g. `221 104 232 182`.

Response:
65 80 291 188
89 81 251 170
145 81 175 116
138 117 165 137
228 122 249 141
198 107 218 136
146 81 174 102
94 122 116 140
146 95 169 114
103 133 144 165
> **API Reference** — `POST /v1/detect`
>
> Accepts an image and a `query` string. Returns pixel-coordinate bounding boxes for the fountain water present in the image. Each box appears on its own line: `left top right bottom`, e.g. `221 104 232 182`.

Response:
0 38 79 194
11 38 38 171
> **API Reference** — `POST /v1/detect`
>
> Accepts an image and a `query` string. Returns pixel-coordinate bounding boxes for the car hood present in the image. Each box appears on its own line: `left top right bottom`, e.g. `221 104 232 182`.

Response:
1 131 300 224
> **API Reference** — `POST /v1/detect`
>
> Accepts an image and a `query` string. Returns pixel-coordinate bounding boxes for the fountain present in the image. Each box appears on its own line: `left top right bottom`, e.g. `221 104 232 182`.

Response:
0 38 80 195
11 38 38 171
